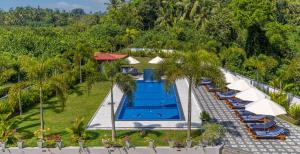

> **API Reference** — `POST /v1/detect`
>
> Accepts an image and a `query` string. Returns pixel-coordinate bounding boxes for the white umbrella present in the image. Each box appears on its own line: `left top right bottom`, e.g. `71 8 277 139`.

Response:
223 72 239 84
226 79 251 91
148 56 164 64
235 87 267 102
126 56 140 65
245 98 287 116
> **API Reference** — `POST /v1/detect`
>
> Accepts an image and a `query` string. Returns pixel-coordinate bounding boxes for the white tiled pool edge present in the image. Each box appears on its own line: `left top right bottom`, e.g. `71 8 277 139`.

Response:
87 79 202 130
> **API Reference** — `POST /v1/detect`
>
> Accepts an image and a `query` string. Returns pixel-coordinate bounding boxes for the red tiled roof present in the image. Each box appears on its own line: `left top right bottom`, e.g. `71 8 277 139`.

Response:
94 52 127 61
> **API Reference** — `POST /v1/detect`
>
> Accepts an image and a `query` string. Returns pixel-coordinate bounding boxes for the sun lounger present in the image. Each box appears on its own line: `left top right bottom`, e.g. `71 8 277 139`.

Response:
205 84 220 92
252 127 286 140
247 120 276 131
216 91 235 100
235 109 254 116
201 79 212 85
240 115 266 123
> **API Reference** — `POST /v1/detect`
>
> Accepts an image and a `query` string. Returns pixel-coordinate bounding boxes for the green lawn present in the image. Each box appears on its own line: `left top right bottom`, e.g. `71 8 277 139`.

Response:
15 80 201 147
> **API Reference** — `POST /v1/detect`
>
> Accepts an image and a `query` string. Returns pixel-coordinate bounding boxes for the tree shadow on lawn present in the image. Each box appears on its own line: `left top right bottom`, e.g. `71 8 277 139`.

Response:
86 131 101 140
45 99 64 113
69 85 84 96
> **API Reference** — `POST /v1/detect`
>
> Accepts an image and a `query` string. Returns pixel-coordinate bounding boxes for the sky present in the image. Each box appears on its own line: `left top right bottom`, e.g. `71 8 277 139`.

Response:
0 0 109 13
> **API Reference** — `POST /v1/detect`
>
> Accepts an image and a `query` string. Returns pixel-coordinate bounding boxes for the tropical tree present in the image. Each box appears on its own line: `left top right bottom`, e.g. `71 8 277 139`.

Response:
0 53 16 85
0 113 19 143
162 50 225 139
8 82 27 115
83 60 100 95
102 60 136 142
19 56 68 140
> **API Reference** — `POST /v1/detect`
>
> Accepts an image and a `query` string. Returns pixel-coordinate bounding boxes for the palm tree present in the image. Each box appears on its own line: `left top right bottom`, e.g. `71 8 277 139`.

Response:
8 82 27 115
19 56 68 140
162 50 224 139
102 60 136 142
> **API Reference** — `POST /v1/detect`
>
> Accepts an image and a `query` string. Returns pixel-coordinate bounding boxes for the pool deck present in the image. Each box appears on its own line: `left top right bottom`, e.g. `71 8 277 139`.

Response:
194 85 300 154
87 79 202 130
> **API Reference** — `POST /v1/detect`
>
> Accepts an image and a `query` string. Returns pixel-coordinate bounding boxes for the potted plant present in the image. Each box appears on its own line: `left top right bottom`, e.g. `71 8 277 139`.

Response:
144 137 155 149
46 134 62 149
163 136 175 148
66 117 86 150
123 136 130 149
186 137 192 148
54 135 63 150
78 138 85 151
0 113 19 151
201 123 225 154
16 133 24 149
112 139 123 148
33 128 49 149
101 135 111 148
174 140 185 149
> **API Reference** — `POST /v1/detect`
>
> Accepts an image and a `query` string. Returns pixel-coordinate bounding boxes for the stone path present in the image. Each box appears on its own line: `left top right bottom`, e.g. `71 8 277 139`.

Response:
194 85 300 154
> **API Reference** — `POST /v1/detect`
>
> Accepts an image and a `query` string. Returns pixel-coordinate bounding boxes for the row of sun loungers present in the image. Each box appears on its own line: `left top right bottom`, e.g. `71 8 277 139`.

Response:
201 79 287 140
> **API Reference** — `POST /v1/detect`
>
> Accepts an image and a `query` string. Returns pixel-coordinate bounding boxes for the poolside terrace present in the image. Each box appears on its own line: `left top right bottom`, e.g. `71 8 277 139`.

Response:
195 85 300 153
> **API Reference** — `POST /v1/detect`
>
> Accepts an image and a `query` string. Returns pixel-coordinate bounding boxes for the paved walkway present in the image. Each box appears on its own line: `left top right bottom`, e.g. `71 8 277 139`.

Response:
194 85 300 154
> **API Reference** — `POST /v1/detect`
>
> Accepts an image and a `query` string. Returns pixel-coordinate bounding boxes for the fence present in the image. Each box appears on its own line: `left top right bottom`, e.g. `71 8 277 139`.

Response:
222 68 300 105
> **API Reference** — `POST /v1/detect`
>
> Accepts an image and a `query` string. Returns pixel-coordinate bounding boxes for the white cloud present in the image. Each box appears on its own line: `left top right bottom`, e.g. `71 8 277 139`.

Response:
54 1 90 11
86 0 107 4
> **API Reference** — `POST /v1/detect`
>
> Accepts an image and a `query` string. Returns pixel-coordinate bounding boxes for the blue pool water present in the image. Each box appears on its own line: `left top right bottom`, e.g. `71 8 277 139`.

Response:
116 80 184 121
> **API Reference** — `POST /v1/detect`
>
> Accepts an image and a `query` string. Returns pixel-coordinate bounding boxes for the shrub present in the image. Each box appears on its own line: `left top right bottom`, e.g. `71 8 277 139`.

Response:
200 111 211 123
201 123 225 146
66 117 86 142
288 104 300 124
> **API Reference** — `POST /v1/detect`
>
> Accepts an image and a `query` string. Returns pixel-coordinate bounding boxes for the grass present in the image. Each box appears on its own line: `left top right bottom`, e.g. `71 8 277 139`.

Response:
15 81 111 147
278 114 299 126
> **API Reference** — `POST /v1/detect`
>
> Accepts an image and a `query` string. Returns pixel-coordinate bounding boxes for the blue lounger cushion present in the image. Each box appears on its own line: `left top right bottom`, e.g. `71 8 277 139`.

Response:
201 79 212 85
216 91 235 98
254 127 285 137
247 121 276 130
241 115 266 122
231 102 246 109
236 109 254 116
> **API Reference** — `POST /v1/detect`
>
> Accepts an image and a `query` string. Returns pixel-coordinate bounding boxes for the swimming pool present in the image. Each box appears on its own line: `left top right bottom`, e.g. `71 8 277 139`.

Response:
116 80 184 121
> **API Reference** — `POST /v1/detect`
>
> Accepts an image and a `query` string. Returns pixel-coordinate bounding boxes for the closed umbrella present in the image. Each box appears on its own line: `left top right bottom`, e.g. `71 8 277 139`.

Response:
226 79 251 91
148 56 164 64
235 87 268 102
126 56 140 65
223 72 239 84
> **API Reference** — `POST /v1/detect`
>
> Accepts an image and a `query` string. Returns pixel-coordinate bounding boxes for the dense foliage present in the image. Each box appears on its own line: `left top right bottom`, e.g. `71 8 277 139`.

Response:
0 0 299 111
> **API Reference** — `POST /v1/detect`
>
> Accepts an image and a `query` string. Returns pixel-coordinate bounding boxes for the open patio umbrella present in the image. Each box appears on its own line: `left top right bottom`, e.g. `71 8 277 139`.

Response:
126 56 140 65
148 56 164 64
226 79 251 91
245 98 287 116
245 98 287 131
235 87 268 102
223 72 239 84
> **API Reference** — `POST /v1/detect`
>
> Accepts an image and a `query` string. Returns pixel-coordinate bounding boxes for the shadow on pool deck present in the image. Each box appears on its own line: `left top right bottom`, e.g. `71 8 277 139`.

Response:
133 122 161 129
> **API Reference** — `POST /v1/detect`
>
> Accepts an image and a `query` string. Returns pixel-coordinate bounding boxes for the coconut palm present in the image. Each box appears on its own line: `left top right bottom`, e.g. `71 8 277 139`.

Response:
162 50 224 139
102 60 136 142
19 55 68 140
